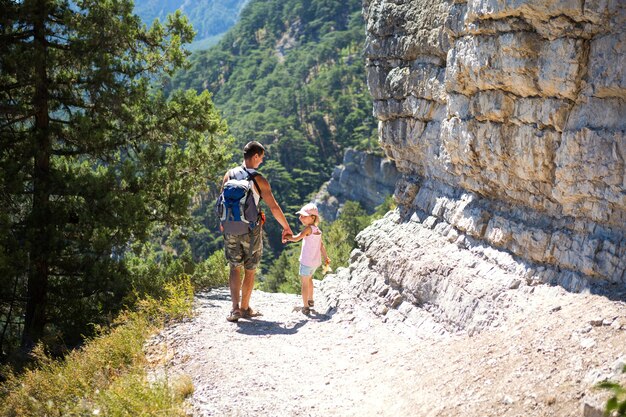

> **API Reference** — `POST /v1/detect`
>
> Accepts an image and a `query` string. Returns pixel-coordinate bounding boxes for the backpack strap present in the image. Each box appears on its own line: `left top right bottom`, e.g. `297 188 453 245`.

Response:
242 166 263 201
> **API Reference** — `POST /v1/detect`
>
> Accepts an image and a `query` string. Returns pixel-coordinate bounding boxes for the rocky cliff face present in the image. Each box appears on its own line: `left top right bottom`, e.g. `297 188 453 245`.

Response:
363 0 625 287
313 149 400 221
319 0 625 339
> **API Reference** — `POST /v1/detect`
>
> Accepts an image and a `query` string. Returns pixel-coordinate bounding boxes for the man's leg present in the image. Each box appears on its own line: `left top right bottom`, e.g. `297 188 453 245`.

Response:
241 225 262 312
229 265 242 311
240 268 256 311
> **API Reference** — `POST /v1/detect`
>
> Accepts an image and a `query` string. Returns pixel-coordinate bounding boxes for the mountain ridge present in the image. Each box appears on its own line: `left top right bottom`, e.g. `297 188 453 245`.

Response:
133 0 250 50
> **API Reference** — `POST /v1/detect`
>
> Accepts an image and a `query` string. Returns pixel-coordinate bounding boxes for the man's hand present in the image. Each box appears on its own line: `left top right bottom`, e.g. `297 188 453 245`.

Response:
281 229 292 244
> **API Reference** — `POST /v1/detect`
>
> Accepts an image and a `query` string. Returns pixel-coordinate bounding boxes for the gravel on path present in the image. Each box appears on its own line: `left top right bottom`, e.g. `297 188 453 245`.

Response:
147 284 626 417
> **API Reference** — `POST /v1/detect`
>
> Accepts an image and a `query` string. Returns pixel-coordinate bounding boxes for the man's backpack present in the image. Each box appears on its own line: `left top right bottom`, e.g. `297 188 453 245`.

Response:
216 167 262 235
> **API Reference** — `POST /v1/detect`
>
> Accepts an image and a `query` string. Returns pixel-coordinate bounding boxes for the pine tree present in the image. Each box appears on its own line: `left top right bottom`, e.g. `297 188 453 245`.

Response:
0 0 229 353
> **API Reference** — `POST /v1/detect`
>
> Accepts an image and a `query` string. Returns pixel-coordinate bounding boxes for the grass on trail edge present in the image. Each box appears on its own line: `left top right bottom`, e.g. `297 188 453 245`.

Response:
0 276 195 417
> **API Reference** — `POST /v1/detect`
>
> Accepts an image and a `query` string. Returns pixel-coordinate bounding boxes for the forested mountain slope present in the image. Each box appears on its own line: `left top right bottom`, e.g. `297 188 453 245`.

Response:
133 0 250 50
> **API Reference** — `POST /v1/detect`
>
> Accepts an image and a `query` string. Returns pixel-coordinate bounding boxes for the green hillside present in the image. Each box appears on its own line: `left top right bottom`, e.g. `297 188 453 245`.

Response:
171 0 378 259
133 0 250 50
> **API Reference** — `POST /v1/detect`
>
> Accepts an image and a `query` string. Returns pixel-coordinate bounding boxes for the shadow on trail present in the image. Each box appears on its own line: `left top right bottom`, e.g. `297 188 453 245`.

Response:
236 310 333 336
196 289 230 302
195 287 339 335
235 319 307 336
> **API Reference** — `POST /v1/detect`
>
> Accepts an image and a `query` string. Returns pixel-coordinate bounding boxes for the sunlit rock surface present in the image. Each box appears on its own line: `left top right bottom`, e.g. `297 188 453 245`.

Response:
360 0 625 287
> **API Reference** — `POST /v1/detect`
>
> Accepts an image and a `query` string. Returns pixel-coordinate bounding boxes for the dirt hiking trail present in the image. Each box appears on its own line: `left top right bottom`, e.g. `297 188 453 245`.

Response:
147 284 626 417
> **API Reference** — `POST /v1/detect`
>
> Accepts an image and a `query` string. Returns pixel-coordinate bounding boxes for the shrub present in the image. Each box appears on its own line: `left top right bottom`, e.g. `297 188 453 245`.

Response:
191 250 230 290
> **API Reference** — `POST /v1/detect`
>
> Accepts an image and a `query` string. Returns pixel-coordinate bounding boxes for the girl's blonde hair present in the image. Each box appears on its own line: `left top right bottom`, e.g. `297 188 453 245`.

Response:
311 214 320 226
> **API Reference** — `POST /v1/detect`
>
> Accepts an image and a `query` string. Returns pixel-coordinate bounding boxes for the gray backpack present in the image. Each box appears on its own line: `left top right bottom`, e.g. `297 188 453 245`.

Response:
216 167 261 235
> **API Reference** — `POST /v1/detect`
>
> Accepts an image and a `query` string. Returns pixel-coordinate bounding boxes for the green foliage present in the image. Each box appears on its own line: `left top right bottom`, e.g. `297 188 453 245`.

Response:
134 276 195 325
597 365 626 417
123 228 231 306
259 246 300 293
95 373 191 417
191 250 231 290
124 241 193 305
324 201 371 267
0 277 194 417
373 195 397 220
0 0 229 355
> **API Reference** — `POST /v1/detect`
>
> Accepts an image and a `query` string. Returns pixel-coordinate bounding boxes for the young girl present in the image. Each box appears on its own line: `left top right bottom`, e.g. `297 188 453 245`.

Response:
284 203 330 314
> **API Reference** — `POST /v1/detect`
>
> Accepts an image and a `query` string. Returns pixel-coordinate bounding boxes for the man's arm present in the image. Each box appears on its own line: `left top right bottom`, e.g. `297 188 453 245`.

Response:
255 175 293 237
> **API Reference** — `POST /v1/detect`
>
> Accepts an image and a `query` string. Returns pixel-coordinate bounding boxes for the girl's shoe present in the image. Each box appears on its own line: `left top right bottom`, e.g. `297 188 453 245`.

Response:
307 300 314 308
302 306 311 315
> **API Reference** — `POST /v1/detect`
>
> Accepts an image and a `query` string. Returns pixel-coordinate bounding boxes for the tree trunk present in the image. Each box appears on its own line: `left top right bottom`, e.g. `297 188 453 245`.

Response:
22 1 51 350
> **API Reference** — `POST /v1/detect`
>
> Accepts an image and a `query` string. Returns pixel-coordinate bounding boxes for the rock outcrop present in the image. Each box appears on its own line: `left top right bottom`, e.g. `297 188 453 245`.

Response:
320 0 625 336
313 149 399 221
364 0 624 287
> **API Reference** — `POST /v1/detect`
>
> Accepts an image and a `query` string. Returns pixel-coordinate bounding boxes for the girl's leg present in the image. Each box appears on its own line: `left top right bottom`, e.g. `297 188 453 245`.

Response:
307 277 314 305
300 275 311 307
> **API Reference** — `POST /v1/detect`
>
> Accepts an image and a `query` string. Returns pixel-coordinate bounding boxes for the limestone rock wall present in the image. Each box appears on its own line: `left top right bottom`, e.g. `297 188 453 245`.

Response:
364 0 626 285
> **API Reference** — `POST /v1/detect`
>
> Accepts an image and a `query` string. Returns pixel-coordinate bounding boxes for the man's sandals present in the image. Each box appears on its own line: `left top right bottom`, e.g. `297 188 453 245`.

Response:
242 307 262 318
226 307 262 322
226 309 242 322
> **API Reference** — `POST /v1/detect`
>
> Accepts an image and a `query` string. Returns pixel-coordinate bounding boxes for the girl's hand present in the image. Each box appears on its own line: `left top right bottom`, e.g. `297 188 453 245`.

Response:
322 258 332 274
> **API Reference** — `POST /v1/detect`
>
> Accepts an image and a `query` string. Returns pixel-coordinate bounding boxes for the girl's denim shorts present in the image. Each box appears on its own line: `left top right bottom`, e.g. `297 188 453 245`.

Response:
299 263 318 277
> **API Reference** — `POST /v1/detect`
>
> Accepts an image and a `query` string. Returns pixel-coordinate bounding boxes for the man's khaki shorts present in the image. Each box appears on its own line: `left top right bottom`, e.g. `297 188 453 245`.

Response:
223 225 263 270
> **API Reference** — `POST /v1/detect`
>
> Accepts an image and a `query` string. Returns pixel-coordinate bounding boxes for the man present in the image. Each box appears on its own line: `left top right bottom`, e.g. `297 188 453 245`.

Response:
220 141 293 322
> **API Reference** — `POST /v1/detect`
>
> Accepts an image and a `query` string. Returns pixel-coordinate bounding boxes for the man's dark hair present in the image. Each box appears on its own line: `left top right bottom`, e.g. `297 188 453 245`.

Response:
243 141 265 159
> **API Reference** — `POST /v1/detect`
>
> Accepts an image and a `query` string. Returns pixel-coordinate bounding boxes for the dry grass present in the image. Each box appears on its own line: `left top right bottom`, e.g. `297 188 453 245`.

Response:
0 277 195 417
